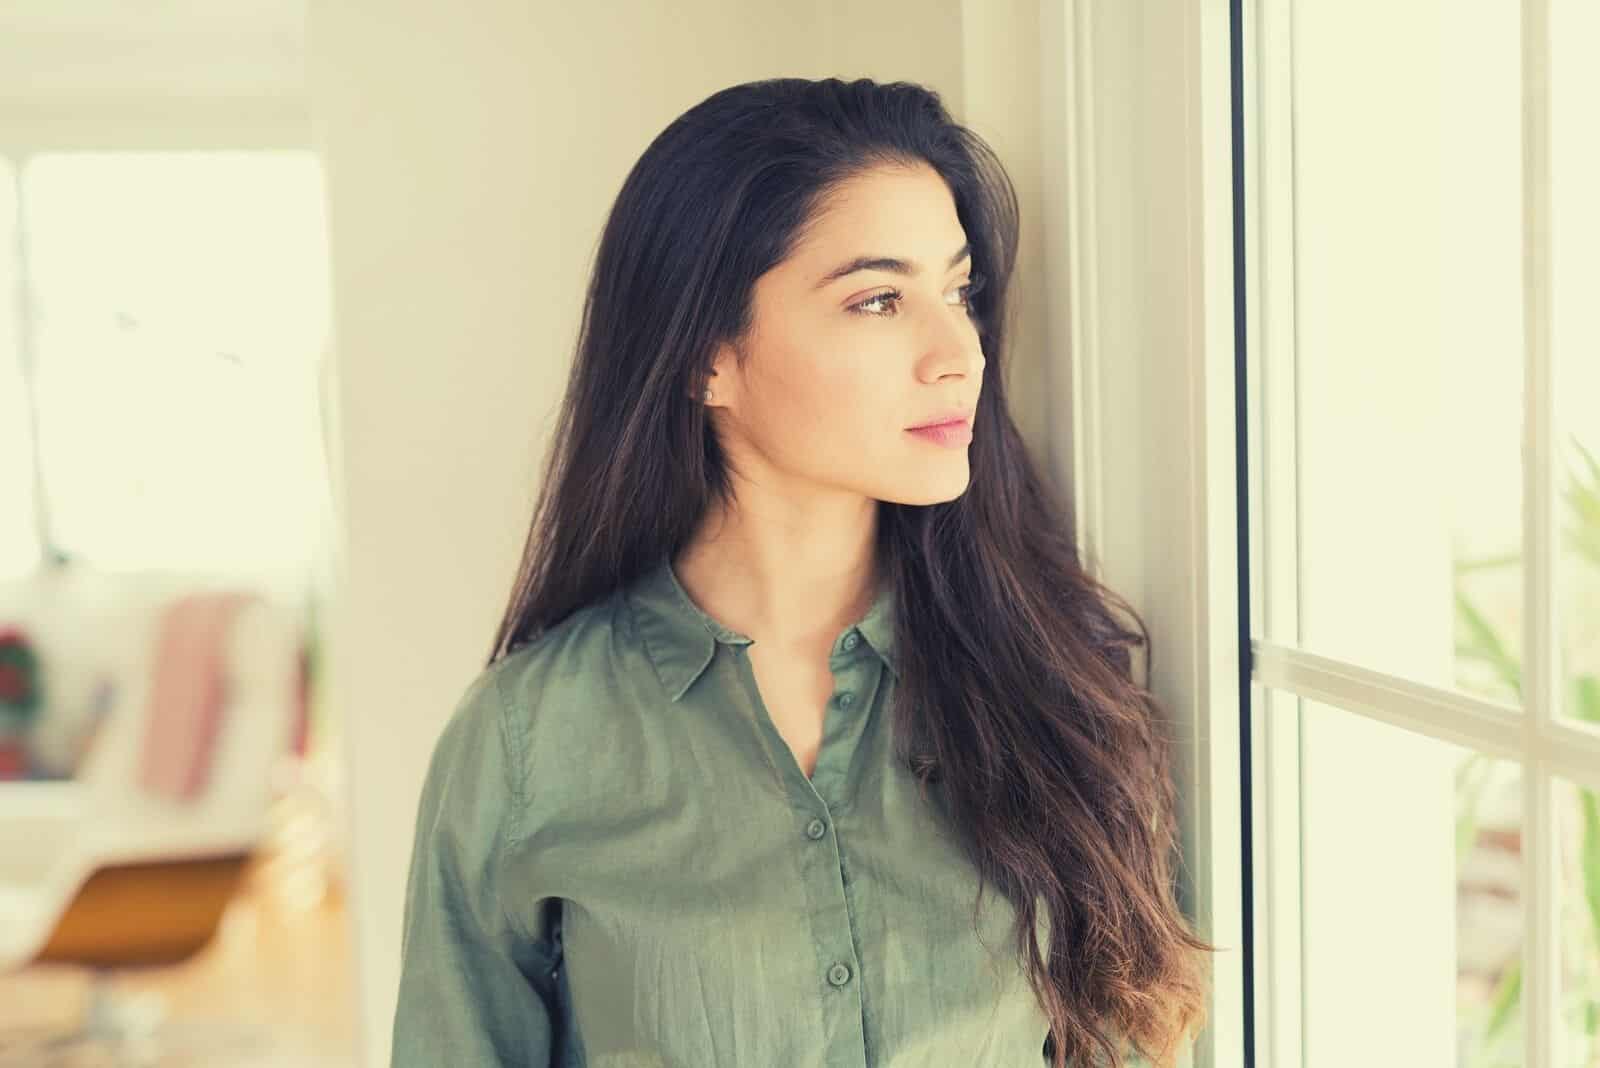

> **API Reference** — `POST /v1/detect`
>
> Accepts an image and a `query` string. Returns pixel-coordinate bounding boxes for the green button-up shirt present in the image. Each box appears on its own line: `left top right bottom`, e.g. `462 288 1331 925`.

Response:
392 553 1150 1066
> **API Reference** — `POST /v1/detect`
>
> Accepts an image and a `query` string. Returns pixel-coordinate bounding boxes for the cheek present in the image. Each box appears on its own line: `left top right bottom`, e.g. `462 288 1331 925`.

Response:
750 356 896 461
755 328 867 423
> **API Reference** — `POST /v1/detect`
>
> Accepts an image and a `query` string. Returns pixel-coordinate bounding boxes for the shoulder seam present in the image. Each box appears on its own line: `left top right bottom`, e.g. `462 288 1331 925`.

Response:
490 665 529 849
489 662 541 949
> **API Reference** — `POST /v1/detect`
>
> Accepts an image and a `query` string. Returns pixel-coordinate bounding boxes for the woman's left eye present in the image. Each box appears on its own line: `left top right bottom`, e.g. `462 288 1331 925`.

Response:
847 272 987 318
846 289 903 317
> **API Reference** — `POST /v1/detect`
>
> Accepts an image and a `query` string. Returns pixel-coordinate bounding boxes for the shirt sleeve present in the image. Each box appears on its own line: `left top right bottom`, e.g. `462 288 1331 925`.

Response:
390 666 561 1066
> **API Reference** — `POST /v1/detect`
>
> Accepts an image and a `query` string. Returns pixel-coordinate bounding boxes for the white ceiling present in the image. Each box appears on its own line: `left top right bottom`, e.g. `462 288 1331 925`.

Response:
0 0 305 99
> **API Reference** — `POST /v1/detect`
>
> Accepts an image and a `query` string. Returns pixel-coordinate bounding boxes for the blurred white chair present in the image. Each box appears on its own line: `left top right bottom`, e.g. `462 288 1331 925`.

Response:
0 562 308 1066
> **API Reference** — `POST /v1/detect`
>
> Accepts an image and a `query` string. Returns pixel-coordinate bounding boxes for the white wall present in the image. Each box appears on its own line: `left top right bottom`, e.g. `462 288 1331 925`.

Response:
306 4 1051 1063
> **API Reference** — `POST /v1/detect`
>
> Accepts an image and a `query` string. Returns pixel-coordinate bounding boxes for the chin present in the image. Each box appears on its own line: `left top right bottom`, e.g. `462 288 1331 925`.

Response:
878 467 972 506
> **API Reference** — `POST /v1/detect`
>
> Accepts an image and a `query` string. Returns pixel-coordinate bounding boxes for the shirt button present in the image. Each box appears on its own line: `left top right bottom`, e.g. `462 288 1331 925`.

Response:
827 962 852 987
805 817 826 840
834 691 855 709
842 632 860 651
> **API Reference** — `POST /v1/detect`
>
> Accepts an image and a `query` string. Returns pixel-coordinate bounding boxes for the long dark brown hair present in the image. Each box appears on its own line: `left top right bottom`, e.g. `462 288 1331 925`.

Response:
486 76 1216 1068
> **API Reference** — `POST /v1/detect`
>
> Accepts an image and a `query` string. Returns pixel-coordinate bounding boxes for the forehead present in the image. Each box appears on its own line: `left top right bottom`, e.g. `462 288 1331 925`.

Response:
785 164 967 274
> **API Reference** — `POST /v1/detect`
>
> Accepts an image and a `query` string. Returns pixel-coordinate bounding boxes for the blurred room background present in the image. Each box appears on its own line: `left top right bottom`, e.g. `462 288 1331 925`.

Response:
0 2 351 1066
0 2 1595 1068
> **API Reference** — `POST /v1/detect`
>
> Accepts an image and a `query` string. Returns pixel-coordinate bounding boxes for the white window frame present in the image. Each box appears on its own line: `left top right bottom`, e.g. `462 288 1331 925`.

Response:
1042 1 1600 1066
1040 3 1245 1067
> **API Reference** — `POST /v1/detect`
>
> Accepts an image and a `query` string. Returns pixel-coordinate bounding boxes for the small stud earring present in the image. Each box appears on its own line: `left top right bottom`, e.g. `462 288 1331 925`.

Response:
703 388 713 403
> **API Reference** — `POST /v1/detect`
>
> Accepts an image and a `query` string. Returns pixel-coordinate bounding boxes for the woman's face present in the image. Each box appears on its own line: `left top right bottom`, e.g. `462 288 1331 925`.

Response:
707 161 987 507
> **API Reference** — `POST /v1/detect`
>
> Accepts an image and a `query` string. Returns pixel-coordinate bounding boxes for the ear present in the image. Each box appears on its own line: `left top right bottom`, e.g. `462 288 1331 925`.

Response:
698 338 744 404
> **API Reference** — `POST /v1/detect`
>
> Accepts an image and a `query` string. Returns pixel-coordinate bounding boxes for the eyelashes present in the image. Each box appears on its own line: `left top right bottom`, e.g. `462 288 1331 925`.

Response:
847 272 988 318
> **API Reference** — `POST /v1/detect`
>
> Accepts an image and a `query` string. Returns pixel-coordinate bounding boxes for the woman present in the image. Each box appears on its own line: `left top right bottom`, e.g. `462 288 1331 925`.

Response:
391 76 1215 1068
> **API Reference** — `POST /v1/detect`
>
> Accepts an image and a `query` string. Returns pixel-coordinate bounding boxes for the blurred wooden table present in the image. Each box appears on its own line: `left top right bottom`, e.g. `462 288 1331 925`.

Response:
0 845 361 1067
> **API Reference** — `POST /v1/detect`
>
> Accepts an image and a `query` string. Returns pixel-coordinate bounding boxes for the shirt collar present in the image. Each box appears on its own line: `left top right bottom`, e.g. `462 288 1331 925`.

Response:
625 552 898 702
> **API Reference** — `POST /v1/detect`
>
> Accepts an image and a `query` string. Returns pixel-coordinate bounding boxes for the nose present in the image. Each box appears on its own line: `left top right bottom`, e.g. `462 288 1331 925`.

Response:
920 309 985 384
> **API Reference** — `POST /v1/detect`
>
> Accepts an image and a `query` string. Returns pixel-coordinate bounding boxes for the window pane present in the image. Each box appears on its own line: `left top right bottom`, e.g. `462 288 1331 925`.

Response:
1557 774 1600 1064
1552 0 1600 736
1298 699 1522 1066
1288 2 1524 707
0 157 44 579
23 151 335 601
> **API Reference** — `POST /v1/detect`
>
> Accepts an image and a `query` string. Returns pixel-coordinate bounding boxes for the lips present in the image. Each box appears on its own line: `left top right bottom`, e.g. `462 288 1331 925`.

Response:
906 408 975 431
905 420 974 447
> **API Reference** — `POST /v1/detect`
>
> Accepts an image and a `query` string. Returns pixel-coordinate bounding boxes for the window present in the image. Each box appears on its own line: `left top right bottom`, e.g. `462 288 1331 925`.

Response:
1244 1 1600 1065
2 149 338 608
1048 2 1600 1065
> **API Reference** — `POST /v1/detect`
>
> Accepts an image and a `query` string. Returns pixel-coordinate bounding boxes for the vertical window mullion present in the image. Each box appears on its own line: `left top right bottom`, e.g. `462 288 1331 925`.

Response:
1520 0 1561 1064
1064 0 1104 571
1248 0 1307 1066
9 150 52 567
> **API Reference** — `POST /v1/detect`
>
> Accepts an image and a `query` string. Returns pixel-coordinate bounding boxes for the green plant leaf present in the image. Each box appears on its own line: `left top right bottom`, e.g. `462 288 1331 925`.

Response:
1454 552 1524 576
1574 435 1600 484
1451 433 1600 1065
1573 675 1600 726
1484 956 1522 1042
1566 436 1600 568
1454 590 1522 700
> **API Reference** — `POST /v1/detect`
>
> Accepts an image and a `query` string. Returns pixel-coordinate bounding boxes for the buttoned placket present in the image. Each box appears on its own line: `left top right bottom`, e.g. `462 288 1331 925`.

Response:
646 556 894 1065
724 623 886 1068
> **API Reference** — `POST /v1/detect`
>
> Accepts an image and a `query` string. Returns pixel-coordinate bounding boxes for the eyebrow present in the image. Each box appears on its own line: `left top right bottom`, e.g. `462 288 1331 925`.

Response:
813 242 972 289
